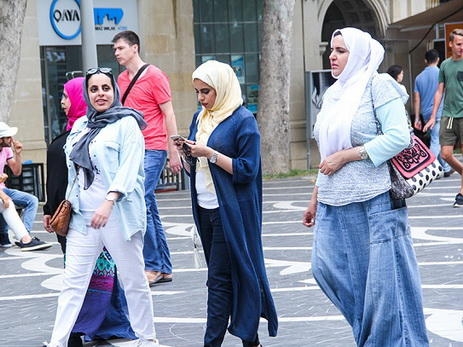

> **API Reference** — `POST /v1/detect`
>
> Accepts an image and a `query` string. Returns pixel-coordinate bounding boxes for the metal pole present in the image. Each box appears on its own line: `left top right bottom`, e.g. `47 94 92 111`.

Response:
80 0 98 71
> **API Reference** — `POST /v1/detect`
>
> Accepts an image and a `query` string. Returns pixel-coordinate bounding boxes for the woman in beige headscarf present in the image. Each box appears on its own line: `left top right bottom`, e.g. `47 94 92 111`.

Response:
173 60 277 347
303 28 428 346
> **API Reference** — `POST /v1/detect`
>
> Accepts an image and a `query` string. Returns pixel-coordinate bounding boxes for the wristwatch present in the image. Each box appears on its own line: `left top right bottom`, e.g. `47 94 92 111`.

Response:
209 151 219 164
358 146 369 160
105 194 118 203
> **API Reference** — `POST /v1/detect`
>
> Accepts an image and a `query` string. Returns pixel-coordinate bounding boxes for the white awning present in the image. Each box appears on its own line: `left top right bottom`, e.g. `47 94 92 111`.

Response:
388 0 463 40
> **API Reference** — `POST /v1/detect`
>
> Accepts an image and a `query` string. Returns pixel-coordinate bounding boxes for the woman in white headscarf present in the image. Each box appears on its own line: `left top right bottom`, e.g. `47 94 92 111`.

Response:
303 28 429 346
173 60 277 347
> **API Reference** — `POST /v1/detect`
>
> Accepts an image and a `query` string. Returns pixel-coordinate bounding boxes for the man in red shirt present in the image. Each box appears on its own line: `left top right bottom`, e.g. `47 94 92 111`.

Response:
112 31 181 285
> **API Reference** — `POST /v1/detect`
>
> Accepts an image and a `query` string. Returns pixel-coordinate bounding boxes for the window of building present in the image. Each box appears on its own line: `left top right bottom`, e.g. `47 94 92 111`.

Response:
193 0 263 113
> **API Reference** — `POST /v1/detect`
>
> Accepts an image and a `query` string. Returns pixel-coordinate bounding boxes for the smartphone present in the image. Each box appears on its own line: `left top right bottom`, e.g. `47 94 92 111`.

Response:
170 135 185 142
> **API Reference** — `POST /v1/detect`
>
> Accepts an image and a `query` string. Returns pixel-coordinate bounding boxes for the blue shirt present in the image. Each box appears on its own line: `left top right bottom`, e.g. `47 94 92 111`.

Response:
414 65 442 120
64 116 146 240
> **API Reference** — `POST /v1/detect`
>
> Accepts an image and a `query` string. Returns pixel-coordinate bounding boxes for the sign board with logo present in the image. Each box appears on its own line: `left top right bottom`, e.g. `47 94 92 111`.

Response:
37 0 138 46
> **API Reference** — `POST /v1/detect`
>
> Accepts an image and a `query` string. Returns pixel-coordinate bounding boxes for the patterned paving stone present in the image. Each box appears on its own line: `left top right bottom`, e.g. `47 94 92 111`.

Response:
1 175 462 346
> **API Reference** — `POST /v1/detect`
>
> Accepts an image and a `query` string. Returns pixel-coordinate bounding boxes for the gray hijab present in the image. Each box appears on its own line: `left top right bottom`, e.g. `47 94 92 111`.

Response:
69 70 147 189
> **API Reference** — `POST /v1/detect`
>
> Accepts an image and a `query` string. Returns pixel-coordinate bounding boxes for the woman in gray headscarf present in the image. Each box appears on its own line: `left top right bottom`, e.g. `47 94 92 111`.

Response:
47 68 160 347
303 28 429 346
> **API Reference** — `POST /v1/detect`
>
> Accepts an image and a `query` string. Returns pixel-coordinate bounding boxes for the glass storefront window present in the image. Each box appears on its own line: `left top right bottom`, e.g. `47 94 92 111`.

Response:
193 0 262 113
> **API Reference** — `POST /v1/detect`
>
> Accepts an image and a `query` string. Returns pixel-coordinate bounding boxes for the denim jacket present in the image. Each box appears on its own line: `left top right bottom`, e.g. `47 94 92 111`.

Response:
64 116 146 240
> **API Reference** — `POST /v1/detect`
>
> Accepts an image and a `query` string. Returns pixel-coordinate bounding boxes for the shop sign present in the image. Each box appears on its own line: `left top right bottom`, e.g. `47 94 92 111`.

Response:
38 0 138 46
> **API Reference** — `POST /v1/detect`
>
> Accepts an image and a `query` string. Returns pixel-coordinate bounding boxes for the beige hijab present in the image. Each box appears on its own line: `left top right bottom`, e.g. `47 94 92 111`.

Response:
192 60 243 191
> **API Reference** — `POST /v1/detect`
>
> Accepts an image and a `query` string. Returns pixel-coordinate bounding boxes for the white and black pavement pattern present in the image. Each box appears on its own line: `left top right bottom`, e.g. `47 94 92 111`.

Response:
0 175 462 346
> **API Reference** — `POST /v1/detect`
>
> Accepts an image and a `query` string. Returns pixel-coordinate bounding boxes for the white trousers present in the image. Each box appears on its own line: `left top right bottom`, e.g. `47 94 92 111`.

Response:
0 203 28 240
48 213 156 347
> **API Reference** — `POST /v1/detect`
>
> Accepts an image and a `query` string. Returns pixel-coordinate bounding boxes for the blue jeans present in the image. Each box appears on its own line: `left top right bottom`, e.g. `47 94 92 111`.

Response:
424 117 451 172
0 188 38 233
143 150 172 274
312 192 429 346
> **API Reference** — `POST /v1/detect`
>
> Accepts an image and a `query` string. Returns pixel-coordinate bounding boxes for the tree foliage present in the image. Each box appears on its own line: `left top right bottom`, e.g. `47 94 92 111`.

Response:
0 0 28 122
258 0 296 175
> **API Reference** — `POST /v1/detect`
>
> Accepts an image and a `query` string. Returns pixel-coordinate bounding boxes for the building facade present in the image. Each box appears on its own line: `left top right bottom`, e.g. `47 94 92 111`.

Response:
10 0 461 170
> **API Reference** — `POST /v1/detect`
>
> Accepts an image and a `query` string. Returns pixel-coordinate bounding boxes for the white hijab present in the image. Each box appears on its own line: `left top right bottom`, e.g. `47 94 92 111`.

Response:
314 27 385 160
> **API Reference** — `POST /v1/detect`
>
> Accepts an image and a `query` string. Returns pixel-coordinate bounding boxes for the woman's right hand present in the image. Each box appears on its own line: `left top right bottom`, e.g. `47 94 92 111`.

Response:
302 203 317 227
43 215 53 233
0 192 10 208
302 186 318 227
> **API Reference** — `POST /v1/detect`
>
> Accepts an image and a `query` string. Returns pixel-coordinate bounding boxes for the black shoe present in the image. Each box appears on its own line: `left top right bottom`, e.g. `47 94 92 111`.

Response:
444 169 455 177
68 333 83 347
16 237 52 251
0 233 12 247
0 241 12 248
453 193 463 208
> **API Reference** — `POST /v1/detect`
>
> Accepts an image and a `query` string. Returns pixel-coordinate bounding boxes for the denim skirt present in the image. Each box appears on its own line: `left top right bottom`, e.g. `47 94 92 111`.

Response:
312 191 429 346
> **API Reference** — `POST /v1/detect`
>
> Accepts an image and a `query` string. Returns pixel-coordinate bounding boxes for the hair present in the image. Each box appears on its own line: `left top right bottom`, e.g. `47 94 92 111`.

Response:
112 30 140 53
425 49 439 64
449 28 463 42
386 64 403 81
85 68 115 88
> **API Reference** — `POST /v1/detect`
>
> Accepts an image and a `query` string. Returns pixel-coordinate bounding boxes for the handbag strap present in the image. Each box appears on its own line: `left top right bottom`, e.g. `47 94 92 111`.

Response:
65 175 78 200
121 63 150 105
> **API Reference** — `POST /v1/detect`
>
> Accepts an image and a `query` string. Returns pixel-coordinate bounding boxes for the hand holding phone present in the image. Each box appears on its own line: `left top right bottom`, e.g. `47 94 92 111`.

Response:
171 135 197 166
170 135 185 142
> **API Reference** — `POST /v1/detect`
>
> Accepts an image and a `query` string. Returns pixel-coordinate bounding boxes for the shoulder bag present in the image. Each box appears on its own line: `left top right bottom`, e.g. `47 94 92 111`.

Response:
121 63 150 105
389 134 444 199
371 77 443 199
50 176 77 237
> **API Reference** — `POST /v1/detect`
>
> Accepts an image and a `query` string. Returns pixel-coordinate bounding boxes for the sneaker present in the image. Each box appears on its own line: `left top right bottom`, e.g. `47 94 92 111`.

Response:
453 193 463 208
444 169 455 177
68 333 83 347
16 237 52 251
0 233 12 248
135 339 161 347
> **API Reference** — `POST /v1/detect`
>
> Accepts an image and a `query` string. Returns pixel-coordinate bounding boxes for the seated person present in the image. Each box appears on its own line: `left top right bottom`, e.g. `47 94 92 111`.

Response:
0 122 48 249
0 173 50 251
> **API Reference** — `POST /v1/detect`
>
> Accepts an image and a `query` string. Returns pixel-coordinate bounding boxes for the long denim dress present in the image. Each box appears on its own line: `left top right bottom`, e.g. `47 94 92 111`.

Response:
312 74 429 346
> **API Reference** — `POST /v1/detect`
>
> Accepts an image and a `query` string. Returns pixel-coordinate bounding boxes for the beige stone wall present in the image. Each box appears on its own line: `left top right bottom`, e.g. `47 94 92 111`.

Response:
389 0 427 23
10 0 46 164
137 0 197 137
289 0 311 170
10 0 436 173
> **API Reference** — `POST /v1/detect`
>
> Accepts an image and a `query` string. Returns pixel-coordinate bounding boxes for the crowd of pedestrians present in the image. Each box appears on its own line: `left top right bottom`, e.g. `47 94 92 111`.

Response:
2 26 463 347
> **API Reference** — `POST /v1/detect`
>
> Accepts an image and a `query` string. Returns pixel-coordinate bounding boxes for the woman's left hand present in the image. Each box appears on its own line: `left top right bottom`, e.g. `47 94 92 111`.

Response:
319 152 345 176
91 201 114 229
184 140 209 158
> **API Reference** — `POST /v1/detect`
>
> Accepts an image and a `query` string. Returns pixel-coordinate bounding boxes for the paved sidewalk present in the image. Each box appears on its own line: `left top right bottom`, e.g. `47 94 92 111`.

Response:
1 175 462 346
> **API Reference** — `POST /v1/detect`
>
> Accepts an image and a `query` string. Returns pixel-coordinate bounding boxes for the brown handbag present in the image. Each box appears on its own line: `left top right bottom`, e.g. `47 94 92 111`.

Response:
50 200 72 236
50 176 76 237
